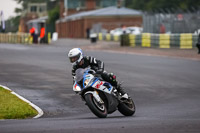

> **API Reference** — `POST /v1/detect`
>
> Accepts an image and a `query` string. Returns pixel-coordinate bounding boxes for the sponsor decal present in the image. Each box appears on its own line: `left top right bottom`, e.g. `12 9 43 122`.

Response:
95 81 103 89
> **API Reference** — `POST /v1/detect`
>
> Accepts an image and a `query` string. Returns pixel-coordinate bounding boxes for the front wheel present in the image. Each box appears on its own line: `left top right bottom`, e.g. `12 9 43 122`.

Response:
84 93 107 118
118 98 136 116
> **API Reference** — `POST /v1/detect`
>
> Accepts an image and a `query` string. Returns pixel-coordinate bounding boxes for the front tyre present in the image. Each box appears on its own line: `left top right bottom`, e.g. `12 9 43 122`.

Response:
84 93 107 118
118 98 136 116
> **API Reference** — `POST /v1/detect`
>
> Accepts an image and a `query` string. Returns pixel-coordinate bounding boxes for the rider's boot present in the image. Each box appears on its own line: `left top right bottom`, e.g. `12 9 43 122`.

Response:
116 83 129 99
109 73 129 99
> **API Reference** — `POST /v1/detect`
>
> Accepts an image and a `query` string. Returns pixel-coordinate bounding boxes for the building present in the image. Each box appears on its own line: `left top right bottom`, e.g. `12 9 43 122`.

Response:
60 0 121 18
56 4 143 38
26 16 48 35
19 3 47 32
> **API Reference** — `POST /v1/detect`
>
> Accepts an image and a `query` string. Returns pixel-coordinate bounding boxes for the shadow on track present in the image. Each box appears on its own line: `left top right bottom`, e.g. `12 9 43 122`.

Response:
76 115 136 120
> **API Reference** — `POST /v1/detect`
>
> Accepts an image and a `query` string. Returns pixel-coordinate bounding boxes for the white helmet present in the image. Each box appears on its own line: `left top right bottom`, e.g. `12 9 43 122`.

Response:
68 48 83 66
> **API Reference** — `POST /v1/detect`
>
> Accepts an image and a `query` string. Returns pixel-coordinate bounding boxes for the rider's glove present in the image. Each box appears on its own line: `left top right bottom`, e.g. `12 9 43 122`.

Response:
96 69 103 74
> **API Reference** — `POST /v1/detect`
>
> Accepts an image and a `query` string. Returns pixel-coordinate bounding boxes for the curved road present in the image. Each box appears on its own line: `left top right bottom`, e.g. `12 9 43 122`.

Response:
0 42 200 133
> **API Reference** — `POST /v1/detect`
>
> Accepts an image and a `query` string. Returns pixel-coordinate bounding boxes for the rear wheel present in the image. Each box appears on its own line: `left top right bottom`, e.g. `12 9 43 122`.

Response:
118 98 135 116
84 93 107 118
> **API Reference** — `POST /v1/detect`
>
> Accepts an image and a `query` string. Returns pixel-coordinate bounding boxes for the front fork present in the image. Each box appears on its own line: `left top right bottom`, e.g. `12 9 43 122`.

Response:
85 90 104 104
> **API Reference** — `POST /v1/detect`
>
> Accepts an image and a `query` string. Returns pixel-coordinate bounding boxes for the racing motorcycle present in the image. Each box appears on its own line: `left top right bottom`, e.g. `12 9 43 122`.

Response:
73 68 135 118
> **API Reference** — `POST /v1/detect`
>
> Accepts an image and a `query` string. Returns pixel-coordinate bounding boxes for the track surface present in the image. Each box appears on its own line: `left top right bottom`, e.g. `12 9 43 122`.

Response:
0 42 200 133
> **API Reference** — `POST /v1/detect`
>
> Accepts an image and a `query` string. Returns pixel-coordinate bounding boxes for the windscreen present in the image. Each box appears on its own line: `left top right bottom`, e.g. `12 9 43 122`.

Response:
75 68 86 82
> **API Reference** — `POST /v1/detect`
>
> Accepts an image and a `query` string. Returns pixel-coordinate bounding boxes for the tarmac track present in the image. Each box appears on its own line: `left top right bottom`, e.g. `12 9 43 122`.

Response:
0 42 200 133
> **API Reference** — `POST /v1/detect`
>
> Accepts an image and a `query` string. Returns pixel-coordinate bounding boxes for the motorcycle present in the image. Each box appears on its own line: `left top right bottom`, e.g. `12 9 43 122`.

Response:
73 68 136 118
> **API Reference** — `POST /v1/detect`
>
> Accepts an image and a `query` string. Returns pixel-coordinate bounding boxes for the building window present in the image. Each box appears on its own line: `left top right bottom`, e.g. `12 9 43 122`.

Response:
96 0 118 8
66 0 85 9
39 6 46 12
30 6 37 12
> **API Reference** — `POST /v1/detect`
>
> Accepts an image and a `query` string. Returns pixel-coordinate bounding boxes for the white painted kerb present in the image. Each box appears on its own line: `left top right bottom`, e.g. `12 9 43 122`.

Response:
0 85 44 118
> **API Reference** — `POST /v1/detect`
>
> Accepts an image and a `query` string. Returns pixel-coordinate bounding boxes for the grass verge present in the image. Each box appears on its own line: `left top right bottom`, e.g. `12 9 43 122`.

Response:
0 86 38 119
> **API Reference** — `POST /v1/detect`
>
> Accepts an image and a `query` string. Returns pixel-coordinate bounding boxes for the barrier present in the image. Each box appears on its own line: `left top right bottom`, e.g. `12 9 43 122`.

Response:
98 33 121 42
120 33 198 49
0 32 51 44
129 34 136 47
159 34 170 48
106 34 111 41
180 34 192 49
142 33 151 47
98 33 103 41
113 35 119 41
121 34 129 46
0 33 31 44
48 32 51 44
170 34 180 47
97 32 198 49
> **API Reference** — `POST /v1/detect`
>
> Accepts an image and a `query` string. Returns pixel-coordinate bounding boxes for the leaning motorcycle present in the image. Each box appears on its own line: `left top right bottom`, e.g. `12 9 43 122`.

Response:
73 68 136 118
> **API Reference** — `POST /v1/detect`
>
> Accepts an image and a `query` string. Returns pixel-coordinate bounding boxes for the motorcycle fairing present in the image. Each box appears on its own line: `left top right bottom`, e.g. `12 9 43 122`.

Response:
73 68 113 94
73 81 82 92
92 80 113 94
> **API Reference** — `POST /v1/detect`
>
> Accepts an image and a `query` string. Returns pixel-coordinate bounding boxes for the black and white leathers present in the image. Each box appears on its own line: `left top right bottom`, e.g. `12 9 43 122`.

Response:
72 56 104 79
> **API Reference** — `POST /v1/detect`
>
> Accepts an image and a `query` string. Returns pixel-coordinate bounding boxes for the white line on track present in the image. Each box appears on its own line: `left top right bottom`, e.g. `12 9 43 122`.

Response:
0 85 43 119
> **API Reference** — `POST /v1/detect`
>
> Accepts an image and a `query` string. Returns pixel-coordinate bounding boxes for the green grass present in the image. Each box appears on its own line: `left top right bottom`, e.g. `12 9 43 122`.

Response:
0 86 38 119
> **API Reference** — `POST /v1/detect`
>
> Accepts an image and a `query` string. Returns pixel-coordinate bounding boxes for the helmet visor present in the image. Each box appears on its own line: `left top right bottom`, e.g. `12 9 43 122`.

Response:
69 53 81 63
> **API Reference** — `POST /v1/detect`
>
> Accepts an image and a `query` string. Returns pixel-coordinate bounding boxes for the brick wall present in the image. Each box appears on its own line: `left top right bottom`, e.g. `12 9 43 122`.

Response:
56 16 143 38
59 0 65 18
86 0 95 10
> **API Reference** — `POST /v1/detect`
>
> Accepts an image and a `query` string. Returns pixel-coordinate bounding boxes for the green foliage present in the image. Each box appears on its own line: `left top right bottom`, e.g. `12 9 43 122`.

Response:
14 8 22 14
0 87 38 119
5 15 21 32
125 0 200 12
48 5 60 23
14 0 48 11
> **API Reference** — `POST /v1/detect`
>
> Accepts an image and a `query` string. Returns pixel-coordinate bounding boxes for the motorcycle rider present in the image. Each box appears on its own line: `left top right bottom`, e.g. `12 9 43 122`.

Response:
68 48 129 99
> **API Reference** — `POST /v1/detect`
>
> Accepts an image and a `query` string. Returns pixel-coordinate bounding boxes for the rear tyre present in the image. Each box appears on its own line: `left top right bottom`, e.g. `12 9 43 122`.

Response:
118 98 135 116
84 93 107 118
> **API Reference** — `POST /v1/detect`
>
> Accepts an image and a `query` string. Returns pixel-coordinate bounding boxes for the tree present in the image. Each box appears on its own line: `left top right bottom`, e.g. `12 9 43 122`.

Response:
48 5 59 23
125 0 200 13
14 0 48 12
5 16 20 32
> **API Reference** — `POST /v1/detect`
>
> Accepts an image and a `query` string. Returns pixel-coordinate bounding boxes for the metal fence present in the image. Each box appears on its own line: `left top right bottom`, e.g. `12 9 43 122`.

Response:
143 11 200 34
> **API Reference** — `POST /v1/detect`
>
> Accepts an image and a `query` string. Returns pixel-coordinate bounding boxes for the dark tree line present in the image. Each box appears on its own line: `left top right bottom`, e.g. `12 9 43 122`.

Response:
125 0 200 13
